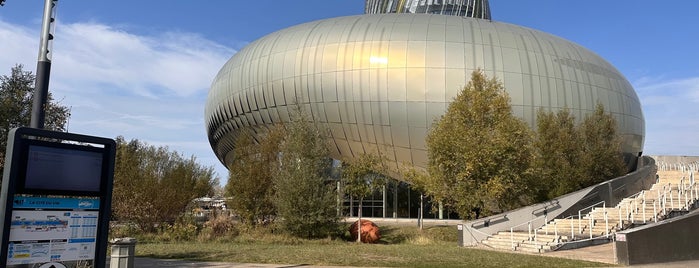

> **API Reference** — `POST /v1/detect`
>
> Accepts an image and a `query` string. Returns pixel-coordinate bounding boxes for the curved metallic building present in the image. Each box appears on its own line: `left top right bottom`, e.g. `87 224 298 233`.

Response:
206 8 645 173
365 0 491 19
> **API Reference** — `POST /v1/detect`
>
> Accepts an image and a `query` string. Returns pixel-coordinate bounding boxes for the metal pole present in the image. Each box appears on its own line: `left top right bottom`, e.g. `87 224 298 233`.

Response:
30 0 58 129
382 184 386 218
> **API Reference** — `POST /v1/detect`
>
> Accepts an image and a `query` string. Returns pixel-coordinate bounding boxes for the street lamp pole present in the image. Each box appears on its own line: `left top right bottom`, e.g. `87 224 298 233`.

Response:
30 0 58 129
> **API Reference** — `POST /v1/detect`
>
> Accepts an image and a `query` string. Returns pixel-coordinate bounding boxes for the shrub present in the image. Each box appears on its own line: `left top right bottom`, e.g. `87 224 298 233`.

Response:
160 216 199 242
198 215 239 242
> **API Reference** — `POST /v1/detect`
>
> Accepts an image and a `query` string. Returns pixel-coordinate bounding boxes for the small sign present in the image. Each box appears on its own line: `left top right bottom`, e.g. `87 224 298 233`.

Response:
616 233 626 242
457 224 463 231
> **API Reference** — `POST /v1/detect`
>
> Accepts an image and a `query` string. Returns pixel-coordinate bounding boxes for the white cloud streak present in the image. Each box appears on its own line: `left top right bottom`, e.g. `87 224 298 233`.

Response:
634 76 699 156
0 18 236 182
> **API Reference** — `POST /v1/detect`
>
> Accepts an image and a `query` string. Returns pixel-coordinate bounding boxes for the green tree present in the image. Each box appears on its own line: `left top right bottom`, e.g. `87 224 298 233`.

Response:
532 108 580 200
225 125 285 226
341 153 386 242
0 64 70 173
273 105 339 238
532 105 626 199
112 137 217 232
578 104 626 186
425 70 534 219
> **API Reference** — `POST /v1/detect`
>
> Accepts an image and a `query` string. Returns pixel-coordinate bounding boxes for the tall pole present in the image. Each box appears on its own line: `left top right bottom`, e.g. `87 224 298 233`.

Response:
30 0 58 129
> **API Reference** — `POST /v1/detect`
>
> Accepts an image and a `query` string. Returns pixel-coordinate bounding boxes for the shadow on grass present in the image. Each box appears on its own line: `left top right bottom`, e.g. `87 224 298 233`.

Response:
140 250 213 261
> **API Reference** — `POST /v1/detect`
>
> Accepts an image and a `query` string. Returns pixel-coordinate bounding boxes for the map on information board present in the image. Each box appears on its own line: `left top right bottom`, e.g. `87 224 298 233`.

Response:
6 196 99 266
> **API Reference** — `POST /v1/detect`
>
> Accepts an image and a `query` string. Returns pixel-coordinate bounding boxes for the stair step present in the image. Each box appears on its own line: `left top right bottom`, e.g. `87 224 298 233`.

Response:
476 171 699 253
482 239 517 248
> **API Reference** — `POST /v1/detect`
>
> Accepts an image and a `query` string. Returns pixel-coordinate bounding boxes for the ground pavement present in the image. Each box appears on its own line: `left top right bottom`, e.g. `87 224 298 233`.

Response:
542 242 699 267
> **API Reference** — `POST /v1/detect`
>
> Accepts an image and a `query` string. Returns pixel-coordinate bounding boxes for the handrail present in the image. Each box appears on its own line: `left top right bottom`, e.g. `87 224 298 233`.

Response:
578 200 606 215
468 226 495 245
559 214 582 241
577 200 605 236
551 168 699 251
469 214 507 228
509 213 548 250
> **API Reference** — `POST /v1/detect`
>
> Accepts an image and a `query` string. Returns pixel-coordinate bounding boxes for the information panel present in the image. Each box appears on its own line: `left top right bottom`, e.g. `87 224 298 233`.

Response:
7 196 100 267
0 127 115 268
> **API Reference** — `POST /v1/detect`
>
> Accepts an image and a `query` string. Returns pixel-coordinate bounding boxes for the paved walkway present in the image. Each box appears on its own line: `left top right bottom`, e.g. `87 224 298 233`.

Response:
542 242 699 267
543 243 616 264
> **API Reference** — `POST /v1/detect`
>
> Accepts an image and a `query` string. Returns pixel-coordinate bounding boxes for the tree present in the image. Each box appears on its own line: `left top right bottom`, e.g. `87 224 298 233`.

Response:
273 105 339 238
341 153 386 242
532 105 626 200
225 125 285 226
425 70 534 219
578 104 626 186
112 137 217 232
0 64 70 173
532 108 580 200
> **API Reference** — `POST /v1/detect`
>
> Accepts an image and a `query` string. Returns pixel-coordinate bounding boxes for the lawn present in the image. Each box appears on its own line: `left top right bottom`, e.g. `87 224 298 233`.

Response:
132 225 610 268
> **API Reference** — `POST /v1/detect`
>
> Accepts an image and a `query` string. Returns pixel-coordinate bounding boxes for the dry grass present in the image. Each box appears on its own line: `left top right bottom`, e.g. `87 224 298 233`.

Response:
133 224 610 267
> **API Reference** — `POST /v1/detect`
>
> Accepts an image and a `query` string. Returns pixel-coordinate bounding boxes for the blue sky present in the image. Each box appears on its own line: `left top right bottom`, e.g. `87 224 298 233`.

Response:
1 1 698 186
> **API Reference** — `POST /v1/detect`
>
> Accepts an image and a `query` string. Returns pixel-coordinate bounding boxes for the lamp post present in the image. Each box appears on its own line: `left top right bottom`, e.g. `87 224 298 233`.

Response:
30 0 58 129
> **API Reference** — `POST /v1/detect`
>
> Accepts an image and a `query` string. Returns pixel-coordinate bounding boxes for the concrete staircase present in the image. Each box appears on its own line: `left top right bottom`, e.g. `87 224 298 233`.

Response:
480 169 698 253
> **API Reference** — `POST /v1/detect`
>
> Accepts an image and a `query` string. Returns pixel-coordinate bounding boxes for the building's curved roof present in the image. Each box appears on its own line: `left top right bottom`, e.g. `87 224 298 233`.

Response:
206 14 644 171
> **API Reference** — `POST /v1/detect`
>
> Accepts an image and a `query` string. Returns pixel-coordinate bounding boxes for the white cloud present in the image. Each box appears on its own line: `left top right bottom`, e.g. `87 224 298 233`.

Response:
0 18 235 183
53 22 235 98
635 76 699 105
633 76 699 156
0 20 38 71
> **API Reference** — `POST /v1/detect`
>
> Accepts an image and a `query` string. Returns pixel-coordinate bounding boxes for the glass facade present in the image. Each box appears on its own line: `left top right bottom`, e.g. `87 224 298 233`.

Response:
341 179 459 219
205 14 645 175
365 0 491 19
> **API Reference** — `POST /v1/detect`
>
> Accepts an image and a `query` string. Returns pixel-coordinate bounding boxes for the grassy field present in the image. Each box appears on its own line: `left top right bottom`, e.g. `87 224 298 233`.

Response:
133 225 610 268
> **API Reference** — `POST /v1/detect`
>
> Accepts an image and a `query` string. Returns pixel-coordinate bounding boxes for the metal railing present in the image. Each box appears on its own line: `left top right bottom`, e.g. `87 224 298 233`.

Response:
482 168 699 252
509 213 548 250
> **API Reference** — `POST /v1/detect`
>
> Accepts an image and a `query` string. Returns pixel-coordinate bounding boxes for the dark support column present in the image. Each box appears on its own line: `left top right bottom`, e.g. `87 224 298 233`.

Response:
393 181 398 218
30 61 51 128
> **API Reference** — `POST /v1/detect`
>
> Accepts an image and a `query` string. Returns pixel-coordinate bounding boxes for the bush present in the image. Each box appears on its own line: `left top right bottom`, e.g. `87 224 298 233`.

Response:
198 215 240 242
159 216 200 242
109 222 140 240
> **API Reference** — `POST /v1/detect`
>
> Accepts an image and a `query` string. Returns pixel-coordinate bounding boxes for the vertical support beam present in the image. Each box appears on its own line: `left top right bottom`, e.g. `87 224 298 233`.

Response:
382 184 386 218
393 180 398 218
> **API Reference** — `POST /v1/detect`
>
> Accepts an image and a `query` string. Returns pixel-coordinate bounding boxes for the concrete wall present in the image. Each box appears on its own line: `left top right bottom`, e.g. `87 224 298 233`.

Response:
649 155 699 164
556 156 657 218
615 209 699 265
462 156 657 246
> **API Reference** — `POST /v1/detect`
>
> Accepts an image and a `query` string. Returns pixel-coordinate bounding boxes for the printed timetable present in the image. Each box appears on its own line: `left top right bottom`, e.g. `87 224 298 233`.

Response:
6 196 100 265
